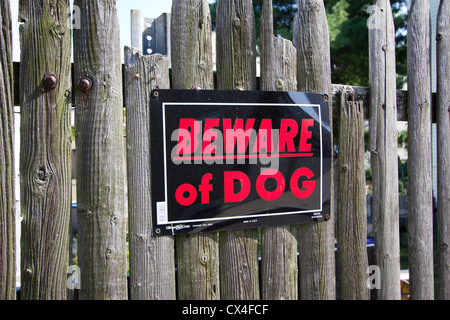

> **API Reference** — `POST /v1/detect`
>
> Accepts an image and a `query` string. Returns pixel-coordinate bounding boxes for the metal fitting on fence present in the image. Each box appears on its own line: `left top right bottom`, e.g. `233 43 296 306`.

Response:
43 74 59 90
77 77 93 92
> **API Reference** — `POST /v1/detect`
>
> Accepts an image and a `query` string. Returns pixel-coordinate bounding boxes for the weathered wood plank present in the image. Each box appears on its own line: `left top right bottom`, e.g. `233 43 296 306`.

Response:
294 0 336 300
73 0 128 300
436 0 450 301
368 0 400 300
407 0 434 300
260 0 275 92
18 0 72 300
337 92 369 300
260 4 298 298
171 0 219 300
216 0 260 300
124 47 176 300
216 0 257 92
0 0 16 300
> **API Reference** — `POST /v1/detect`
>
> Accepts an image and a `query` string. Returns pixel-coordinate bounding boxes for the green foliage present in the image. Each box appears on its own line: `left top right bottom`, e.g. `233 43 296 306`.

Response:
209 0 296 41
325 0 408 88
209 0 408 88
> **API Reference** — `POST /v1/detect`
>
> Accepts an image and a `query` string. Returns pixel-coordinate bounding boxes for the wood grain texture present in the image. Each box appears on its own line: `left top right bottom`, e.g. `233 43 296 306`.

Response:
294 0 336 300
260 0 275 91
436 0 450 301
171 0 214 90
216 0 257 91
260 23 298 299
124 47 176 300
216 0 259 300
337 92 369 300
407 0 434 300
368 0 400 300
73 0 128 300
19 0 72 300
0 0 16 300
171 0 219 300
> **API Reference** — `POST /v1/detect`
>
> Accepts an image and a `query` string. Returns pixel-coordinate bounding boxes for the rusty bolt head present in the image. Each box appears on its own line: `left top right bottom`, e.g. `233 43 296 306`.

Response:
78 77 93 92
43 74 59 90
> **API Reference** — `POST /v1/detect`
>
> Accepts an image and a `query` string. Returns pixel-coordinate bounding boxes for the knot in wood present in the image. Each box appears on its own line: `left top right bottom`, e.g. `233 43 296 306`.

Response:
37 169 46 181
436 34 443 42
275 79 284 90
43 74 59 90
233 18 241 28
105 249 113 259
200 254 209 265
110 215 119 225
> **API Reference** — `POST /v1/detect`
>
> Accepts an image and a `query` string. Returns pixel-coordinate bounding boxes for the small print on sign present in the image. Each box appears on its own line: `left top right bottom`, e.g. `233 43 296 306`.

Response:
150 90 332 236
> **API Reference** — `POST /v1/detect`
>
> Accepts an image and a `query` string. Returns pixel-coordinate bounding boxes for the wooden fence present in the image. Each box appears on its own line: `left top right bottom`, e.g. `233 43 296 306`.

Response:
0 0 449 300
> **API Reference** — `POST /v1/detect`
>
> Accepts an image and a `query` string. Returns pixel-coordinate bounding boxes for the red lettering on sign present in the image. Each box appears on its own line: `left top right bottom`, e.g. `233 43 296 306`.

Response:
177 118 200 155
290 167 316 199
224 171 251 203
199 173 213 204
299 119 314 152
202 118 220 153
223 119 256 154
175 183 197 206
253 119 273 153
256 169 286 201
279 119 299 152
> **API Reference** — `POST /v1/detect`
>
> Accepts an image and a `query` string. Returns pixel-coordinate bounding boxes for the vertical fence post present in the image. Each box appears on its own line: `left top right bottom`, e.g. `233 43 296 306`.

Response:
260 0 298 300
0 0 16 301
337 92 369 300
407 0 434 300
260 0 275 92
124 47 176 300
216 0 260 300
171 0 219 300
368 0 400 300
294 0 336 300
436 0 450 301
73 0 128 300
19 0 72 300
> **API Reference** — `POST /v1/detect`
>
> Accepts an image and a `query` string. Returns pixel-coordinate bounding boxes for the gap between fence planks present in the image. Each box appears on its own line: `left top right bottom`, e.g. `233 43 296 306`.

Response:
436 0 450 301
368 0 400 300
73 0 128 300
124 47 176 300
0 0 16 301
407 0 434 300
170 0 220 300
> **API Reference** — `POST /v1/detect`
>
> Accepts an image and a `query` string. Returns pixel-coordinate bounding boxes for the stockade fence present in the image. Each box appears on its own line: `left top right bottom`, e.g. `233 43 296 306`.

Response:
0 0 449 300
